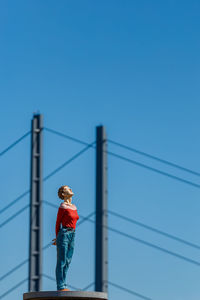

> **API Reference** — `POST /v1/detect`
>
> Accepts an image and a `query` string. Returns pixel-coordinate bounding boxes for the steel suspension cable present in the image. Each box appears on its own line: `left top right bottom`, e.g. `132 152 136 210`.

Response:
106 150 200 189
0 278 28 299
44 127 93 147
0 190 30 215
82 216 200 267
43 127 200 189
108 210 200 250
108 139 200 177
0 204 29 229
0 142 94 216
108 281 153 300
0 131 31 157
42 204 200 267
0 259 29 282
43 142 95 182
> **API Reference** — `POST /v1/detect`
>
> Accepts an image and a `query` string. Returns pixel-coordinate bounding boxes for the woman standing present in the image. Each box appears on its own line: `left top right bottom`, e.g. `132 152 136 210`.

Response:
52 185 79 291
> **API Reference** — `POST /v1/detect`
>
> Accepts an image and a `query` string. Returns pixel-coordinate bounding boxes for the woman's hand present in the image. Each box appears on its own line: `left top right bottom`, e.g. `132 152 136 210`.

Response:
52 238 57 246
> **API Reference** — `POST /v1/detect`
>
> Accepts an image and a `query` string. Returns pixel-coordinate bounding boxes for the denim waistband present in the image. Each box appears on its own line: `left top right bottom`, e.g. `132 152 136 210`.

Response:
62 227 75 232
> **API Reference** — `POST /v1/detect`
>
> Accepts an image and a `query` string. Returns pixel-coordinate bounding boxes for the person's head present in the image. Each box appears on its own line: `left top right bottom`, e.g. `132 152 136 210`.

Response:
58 185 74 203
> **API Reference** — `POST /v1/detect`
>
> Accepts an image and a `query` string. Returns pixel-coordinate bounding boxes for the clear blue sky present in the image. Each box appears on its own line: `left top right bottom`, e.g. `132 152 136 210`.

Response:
1 1 200 300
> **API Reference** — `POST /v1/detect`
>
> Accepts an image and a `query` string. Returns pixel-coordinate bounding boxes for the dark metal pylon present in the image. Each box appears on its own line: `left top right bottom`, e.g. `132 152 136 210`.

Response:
29 114 43 291
95 126 108 293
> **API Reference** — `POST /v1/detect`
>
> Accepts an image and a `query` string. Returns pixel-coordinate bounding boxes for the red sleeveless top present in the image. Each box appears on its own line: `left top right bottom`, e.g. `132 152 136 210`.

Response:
55 202 79 237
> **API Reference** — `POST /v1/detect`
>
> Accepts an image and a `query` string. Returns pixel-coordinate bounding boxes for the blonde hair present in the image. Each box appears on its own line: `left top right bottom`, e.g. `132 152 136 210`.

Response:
58 185 68 200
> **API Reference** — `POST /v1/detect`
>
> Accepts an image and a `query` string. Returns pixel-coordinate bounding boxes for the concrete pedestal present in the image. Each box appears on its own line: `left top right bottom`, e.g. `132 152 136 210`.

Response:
23 291 108 300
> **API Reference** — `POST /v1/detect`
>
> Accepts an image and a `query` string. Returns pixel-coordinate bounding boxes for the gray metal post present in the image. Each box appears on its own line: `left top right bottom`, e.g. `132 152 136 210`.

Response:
29 114 43 291
95 126 108 293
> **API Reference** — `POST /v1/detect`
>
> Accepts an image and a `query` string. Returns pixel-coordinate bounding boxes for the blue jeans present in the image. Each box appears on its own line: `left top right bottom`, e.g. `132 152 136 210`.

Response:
56 227 75 290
